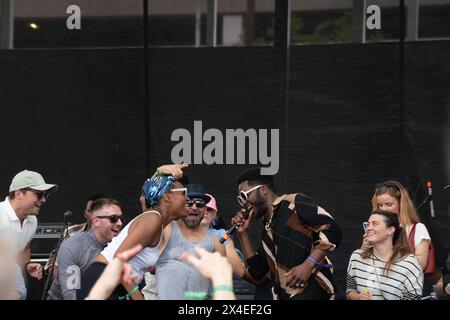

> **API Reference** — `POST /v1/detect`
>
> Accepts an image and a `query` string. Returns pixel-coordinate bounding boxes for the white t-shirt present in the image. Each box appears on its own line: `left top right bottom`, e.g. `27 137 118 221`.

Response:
406 223 431 248
0 197 37 253
101 212 162 284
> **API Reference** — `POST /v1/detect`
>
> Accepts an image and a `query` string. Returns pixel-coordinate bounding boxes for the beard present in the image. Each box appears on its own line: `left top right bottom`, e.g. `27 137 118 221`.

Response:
182 210 205 229
254 205 267 219
182 218 201 228
251 192 268 219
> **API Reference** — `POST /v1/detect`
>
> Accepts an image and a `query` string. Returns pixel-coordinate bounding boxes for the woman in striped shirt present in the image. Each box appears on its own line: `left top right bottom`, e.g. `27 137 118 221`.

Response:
347 210 423 300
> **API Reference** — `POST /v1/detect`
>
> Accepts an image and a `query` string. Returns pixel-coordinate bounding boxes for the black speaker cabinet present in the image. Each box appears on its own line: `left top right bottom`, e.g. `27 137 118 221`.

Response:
30 223 64 258
26 223 63 300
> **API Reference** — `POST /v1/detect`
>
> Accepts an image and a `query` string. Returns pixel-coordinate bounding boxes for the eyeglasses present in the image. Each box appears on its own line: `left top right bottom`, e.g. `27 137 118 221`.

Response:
186 199 207 208
237 185 265 207
95 215 124 224
375 182 400 191
24 188 50 201
170 187 188 198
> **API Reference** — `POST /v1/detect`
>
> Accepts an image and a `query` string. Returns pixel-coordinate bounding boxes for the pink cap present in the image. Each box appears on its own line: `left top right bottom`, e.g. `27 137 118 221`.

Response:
205 193 218 212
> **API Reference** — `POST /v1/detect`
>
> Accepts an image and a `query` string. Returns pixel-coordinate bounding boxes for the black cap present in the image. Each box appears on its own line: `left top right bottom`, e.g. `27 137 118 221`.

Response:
186 184 211 202
237 167 274 186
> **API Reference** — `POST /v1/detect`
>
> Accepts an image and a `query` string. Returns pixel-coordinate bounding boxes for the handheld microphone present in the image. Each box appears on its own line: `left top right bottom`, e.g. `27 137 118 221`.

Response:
426 181 435 218
219 206 253 244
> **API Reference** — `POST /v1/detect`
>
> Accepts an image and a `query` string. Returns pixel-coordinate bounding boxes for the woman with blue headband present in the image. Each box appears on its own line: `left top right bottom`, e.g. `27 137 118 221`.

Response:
78 163 189 300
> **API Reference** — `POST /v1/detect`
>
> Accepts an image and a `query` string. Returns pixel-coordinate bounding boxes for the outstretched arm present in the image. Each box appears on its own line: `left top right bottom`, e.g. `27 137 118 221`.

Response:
113 212 163 299
181 247 235 300
86 245 143 300
152 163 189 179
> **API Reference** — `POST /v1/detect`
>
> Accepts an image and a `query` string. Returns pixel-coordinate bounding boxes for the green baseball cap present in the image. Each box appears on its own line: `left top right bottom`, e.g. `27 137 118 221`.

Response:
9 170 58 193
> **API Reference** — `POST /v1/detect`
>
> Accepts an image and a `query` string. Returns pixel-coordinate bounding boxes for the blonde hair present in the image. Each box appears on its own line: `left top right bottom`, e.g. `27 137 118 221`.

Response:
361 210 411 274
371 180 420 227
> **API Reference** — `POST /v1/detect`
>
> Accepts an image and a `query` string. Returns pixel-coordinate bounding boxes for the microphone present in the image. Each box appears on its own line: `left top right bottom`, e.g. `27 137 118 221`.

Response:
219 206 253 244
426 181 435 218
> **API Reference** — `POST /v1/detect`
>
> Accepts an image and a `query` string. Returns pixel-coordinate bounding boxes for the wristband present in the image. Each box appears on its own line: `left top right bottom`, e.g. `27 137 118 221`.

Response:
118 285 139 300
307 256 321 268
212 285 234 295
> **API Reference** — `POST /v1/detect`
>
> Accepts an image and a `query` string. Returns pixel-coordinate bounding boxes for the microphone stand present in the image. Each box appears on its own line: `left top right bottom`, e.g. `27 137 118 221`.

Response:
416 194 431 211
40 215 70 300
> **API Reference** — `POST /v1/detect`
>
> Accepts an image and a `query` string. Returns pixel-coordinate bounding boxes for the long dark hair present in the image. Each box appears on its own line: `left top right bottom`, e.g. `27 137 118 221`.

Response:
361 210 411 274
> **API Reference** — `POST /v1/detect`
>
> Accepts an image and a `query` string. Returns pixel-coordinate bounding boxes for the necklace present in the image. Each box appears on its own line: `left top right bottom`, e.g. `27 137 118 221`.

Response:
371 254 387 300
265 210 274 231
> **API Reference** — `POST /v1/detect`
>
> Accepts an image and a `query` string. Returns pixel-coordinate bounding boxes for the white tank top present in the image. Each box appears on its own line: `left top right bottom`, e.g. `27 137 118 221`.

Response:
101 210 163 283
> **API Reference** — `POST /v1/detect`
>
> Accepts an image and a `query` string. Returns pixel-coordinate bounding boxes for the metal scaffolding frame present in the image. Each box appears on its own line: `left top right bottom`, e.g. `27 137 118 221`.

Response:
0 0 14 49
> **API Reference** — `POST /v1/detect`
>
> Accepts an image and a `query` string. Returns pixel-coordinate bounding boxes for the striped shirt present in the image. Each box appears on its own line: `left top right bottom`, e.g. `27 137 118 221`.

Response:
346 249 423 300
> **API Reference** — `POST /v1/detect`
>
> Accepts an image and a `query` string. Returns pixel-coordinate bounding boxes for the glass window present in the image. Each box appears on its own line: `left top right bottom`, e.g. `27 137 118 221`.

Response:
366 0 399 43
290 0 353 45
147 0 275 47
13 0 143 48
219 0 275 47
288 0 400 45
148 0 207 47
418 0 450 40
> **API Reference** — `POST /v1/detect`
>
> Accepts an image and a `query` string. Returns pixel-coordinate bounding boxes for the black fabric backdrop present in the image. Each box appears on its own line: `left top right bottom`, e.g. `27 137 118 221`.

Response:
0 41 449 297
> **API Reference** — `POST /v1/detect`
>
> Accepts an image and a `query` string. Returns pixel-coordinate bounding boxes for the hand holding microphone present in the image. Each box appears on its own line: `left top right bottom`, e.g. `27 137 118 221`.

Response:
221 206 254 243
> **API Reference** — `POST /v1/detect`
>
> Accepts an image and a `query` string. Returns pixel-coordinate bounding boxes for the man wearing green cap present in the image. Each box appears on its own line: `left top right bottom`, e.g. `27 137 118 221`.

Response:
0 169 57 297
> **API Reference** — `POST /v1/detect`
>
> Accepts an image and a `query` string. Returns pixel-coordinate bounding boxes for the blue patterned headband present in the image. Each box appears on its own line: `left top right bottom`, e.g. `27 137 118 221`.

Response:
142 176 174 206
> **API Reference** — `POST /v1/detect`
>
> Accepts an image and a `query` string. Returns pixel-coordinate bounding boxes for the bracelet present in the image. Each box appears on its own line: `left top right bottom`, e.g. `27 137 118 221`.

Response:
307 256 321 268
184 291 208 300
212 285 234 295
118 285 139 300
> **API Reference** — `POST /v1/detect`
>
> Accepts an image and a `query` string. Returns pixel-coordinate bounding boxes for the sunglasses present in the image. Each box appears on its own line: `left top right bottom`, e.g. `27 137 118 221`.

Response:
169 187 188 198
237 184 265 207
186 199 207 208
25 188 50 200
95 215 124 224
375 182 400 191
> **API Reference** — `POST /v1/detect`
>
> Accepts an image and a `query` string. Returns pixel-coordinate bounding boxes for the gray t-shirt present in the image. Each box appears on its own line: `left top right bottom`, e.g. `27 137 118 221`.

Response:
156 221 215 300
47 229 104 300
